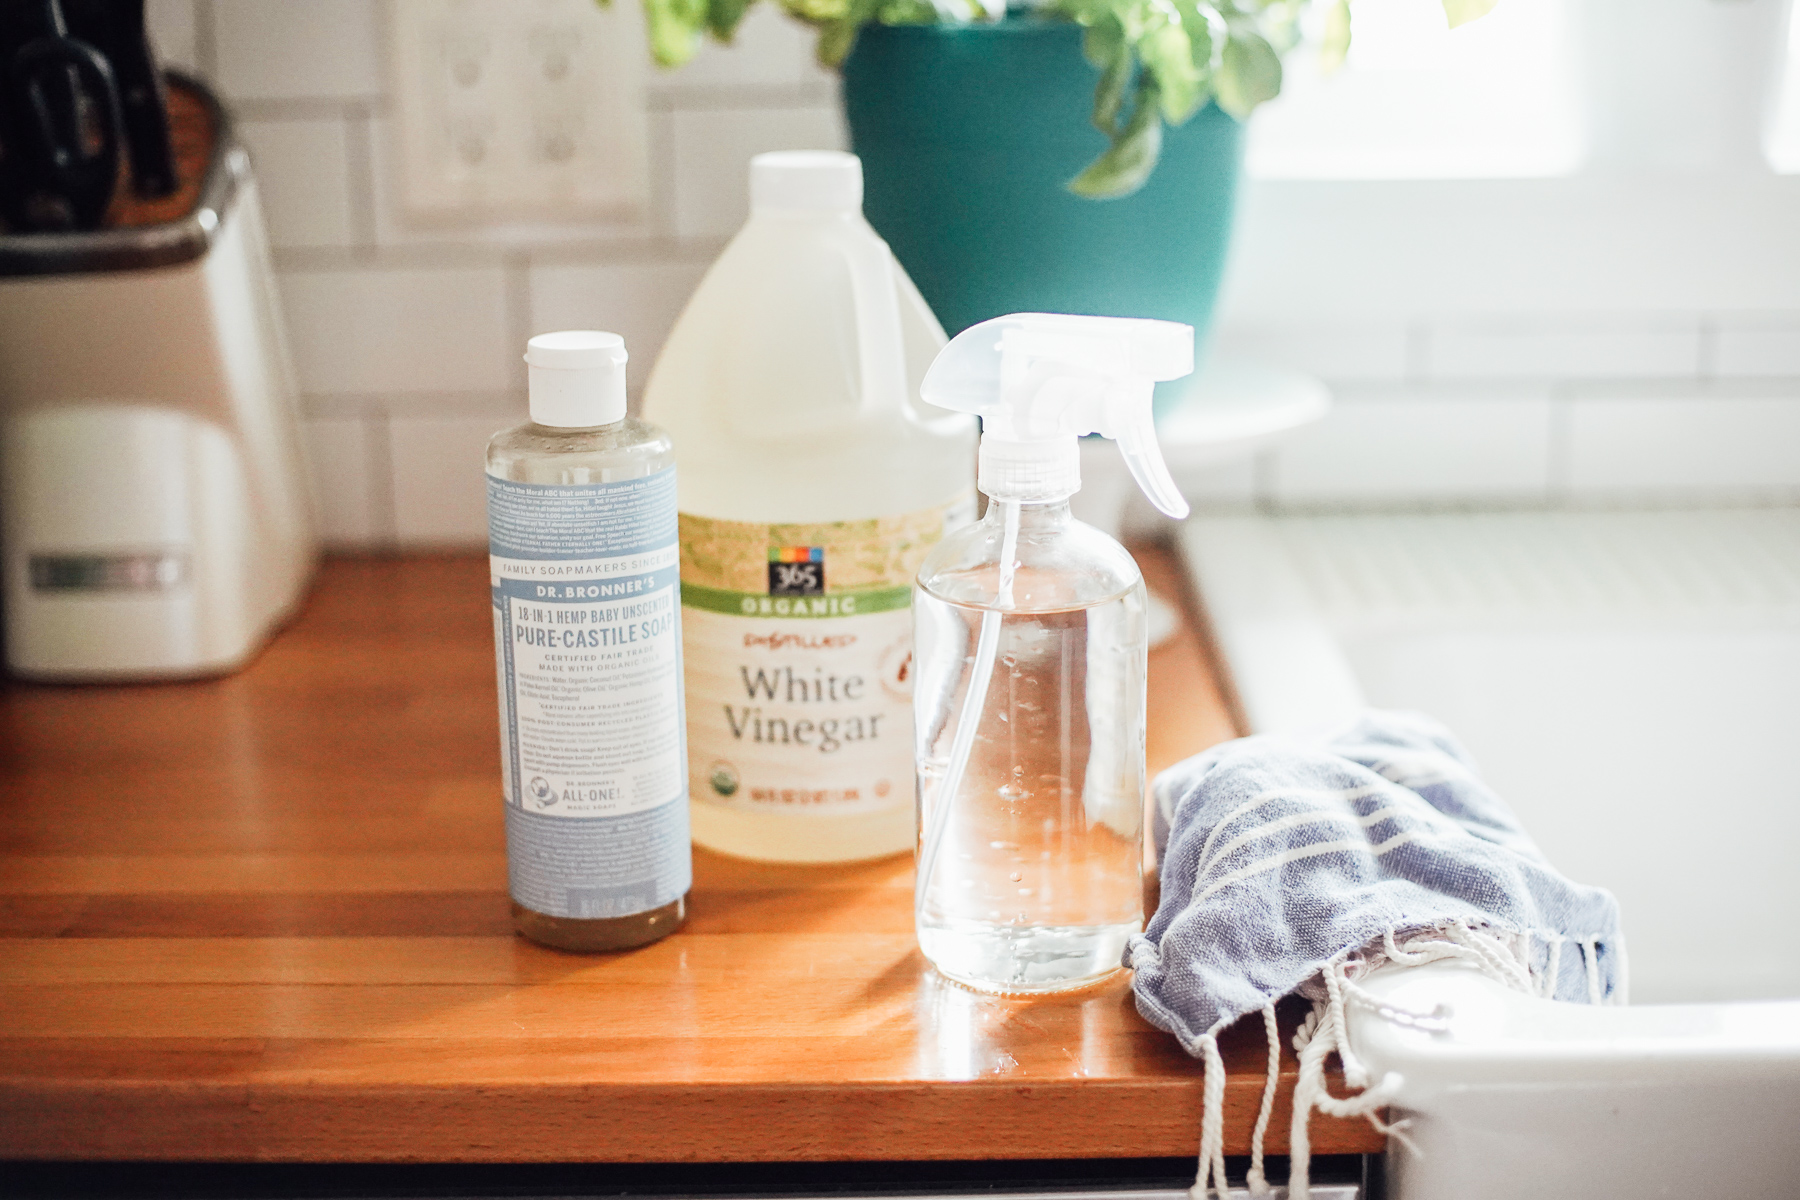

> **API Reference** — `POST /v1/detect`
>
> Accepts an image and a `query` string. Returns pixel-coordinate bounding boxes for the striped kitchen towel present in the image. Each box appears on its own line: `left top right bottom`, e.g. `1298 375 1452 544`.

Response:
1127 710 1624 1198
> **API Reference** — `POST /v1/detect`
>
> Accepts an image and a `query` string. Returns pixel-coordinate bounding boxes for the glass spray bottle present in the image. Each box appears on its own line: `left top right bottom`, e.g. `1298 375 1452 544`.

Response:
911 314 1194 993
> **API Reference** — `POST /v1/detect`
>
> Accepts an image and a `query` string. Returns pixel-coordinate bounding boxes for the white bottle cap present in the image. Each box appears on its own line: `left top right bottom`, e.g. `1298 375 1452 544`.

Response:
750 150 862 214
525 331 627 428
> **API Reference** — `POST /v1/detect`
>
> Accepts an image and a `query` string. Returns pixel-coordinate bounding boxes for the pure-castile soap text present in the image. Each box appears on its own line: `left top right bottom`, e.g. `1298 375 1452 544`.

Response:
489 468 689 921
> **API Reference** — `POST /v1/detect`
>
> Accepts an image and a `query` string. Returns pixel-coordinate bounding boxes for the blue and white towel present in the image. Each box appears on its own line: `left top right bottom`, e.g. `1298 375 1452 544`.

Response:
1127 711 1624 1198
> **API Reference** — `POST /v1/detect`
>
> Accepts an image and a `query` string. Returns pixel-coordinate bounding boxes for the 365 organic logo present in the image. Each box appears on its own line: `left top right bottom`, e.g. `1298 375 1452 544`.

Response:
768 545 824 596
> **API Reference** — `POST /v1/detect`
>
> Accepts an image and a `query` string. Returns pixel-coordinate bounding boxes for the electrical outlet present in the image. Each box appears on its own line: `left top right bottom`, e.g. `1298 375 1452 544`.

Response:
391 0 650 223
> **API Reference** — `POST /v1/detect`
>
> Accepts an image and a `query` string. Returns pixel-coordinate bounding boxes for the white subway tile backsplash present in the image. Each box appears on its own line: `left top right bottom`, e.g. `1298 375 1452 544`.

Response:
279 267 512 395
1269 393 1553 502
1715 321 1800 378
301 416 382 545
146 0 199 74
659 6 832 90
1428 321 1702 381
238 119 355 248
1567 395 1800 492
1209 323 1410 383
527 260 707 386
1117 461 1256 539
670 106 846 238
1180 459 1259 505
364 117 649 250
389 414 513 545
159 19 1800 548
212 0 383 102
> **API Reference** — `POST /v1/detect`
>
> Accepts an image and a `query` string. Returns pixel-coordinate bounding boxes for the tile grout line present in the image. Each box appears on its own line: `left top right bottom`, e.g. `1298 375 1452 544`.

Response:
1545 383 1574 504
1404 319 1431 385
268 238 730 279
505 251 533 380
345 101 380 261
647 108 679 241
1252 449 1279 514
232 96 385 122
367 405 400 552
644 82 839 113
1696 313 1719 384
193 0 217 80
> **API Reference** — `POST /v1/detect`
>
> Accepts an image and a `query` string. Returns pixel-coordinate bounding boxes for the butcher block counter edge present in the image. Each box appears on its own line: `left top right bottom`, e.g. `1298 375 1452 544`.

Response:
0 550 1383 1162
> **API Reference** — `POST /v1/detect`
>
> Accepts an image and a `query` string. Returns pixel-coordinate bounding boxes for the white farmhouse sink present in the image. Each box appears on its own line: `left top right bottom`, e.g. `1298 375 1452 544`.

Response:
1350 960 1800 1200
1178 507 1800 1198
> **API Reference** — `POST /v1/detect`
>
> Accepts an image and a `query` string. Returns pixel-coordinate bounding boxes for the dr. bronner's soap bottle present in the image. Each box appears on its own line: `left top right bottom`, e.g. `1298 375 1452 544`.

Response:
642 151 976 863
487 331 689 951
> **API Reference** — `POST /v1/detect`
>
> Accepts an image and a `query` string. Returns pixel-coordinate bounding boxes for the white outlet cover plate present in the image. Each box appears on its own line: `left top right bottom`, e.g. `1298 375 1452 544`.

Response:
390 0 651 224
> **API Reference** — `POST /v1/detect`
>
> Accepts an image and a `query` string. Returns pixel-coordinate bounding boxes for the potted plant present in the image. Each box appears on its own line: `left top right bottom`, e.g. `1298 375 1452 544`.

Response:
614 0 1495 390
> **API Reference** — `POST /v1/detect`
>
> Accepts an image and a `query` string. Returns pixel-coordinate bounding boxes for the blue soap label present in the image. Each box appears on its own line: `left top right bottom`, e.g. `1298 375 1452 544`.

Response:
487 469 689 920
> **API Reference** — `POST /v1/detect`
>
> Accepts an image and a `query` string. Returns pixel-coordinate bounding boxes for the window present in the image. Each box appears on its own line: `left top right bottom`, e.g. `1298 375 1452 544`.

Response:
1245 0 1585 180
1764 0 1800 171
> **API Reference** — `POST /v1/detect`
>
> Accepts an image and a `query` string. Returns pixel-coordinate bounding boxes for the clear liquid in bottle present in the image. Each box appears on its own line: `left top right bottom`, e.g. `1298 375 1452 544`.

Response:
913 546 1146 993
904 310 1192 994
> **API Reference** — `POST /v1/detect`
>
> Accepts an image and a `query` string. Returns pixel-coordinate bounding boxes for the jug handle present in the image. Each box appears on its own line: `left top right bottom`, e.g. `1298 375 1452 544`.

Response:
837 229 909 418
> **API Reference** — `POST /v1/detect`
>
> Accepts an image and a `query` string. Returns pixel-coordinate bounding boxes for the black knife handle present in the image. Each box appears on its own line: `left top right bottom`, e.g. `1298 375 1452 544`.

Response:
61 0 177 198
7 32 124 230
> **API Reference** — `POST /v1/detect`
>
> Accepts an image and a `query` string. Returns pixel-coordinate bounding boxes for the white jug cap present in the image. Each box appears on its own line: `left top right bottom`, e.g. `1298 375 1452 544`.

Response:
525 331 627 428
751 150 862 213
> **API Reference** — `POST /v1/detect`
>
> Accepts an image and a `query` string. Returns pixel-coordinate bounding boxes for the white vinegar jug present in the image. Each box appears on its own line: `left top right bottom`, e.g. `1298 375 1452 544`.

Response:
642 151 977 863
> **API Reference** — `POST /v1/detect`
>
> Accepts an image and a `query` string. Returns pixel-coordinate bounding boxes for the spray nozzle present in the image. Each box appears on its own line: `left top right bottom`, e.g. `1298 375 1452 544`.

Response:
920 313 1192 518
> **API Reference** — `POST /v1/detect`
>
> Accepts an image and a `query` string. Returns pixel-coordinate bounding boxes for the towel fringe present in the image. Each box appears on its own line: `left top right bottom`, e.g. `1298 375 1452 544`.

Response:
1298 921 1528 1199
1183 918 1626 1200
1245 1004 1281 1196
1581 937 1603 1005
1188 1025 1230 1200
1540 933 1565 1000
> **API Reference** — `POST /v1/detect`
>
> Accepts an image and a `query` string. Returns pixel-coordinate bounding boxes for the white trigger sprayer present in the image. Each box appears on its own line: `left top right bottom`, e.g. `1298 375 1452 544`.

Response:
911 313 1194 966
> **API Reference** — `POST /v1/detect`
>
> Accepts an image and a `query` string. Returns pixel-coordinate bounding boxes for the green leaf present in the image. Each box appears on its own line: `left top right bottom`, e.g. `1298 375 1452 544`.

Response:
1141 21 1203 123
779 0 849 22
874 0 939 24
1082 13 1125 69
1092 37 1133 135
705 0 755 40
1174 0 1218 75
814 19 859 63
1055 0 1113 31
1214 27 1280 118
1255 0 1306 52
1319 0 1349 73
809 0 881 64
643 0 710 66
1441 0 1498 28
1068 80 1164 198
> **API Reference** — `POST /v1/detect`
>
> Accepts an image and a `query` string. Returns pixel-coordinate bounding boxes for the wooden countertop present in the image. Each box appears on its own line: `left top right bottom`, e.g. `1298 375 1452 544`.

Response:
0 550 1381 1163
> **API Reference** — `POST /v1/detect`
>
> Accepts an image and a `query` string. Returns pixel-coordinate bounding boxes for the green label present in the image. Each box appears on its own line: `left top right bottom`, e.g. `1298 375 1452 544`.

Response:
680 582 914 619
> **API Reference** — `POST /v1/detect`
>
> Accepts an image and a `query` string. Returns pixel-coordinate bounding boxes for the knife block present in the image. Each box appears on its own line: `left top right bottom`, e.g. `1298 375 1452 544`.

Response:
0 77 315 680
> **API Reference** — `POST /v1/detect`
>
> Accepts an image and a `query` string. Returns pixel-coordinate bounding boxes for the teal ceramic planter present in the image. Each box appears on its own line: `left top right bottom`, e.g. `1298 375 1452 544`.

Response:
841 17 1243 406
